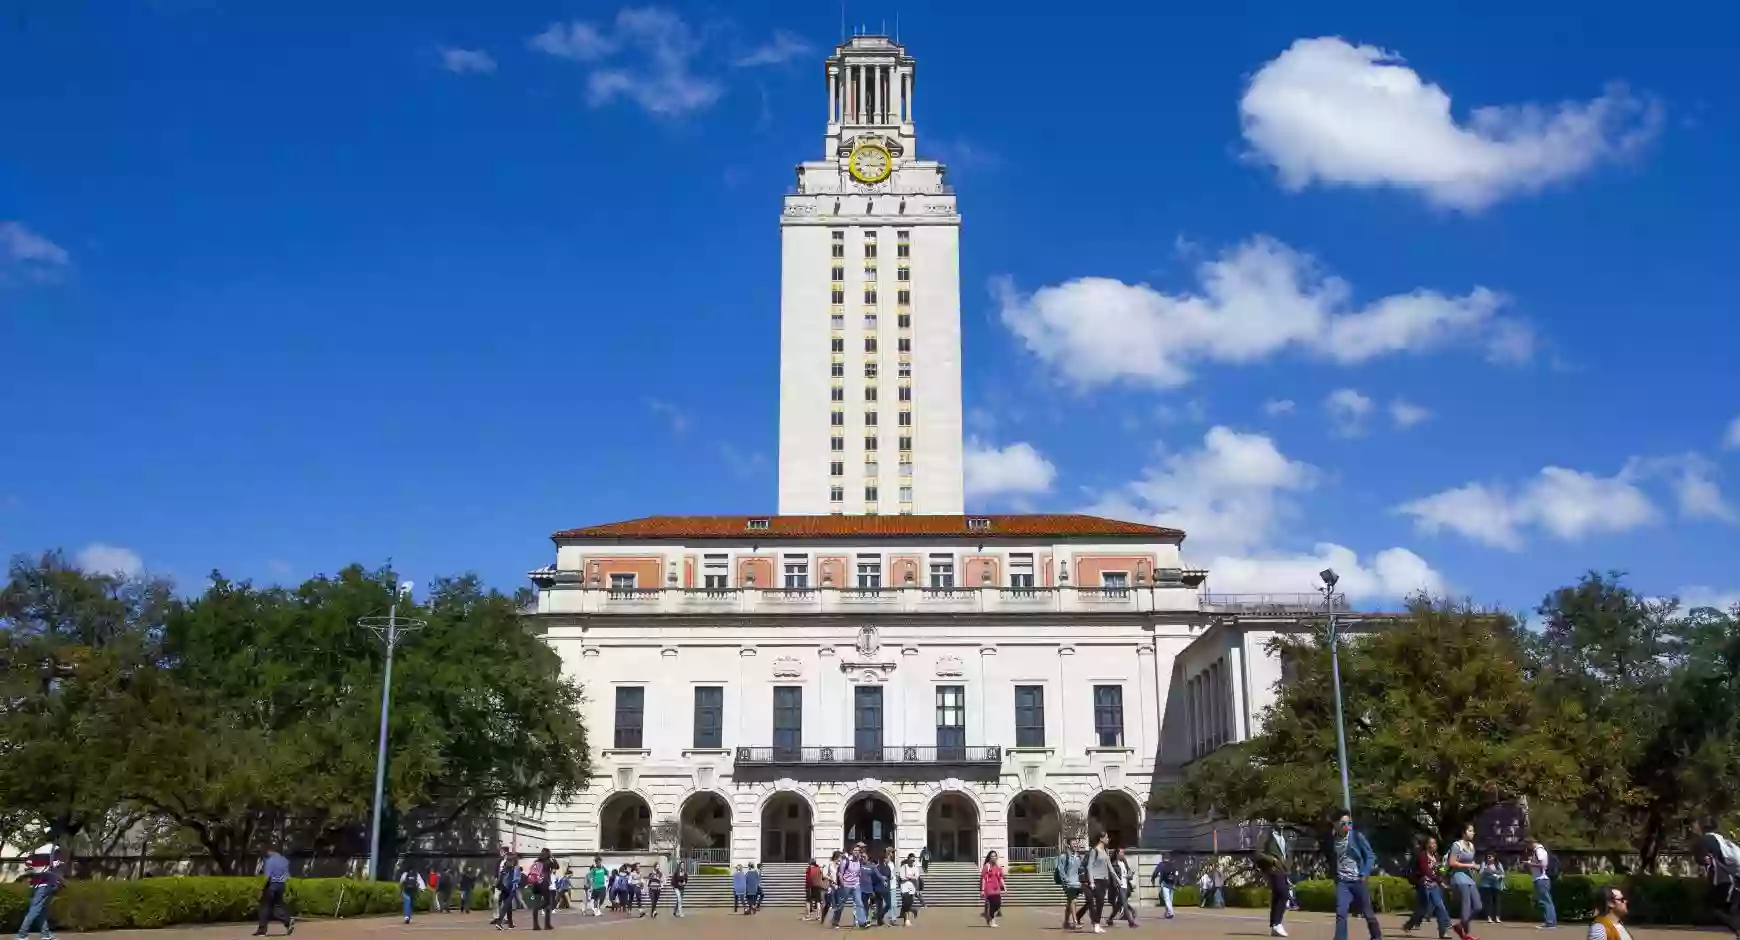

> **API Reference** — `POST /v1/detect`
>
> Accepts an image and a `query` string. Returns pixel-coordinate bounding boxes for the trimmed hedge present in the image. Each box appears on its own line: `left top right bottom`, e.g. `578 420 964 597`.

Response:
1223 873 1724 927
0 878 494 932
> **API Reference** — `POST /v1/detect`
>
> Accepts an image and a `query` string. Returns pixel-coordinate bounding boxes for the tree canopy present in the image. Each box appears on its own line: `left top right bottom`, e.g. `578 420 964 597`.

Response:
0 553 591 876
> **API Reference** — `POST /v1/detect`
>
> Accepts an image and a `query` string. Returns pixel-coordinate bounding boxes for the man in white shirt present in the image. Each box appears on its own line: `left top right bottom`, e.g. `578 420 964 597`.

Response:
1526 838 1558 929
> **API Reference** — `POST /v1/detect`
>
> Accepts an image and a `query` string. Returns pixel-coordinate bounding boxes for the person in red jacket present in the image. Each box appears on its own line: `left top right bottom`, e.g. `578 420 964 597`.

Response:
981 850 1006 928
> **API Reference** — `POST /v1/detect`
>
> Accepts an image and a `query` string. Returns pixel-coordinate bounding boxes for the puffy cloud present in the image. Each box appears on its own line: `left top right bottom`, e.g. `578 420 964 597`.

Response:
76 543 144 579
1389 399 1432 428
965 439 1057 498
1088 426 1442 600
1398 467 1659 550
530 9 723 116
994 237 1527 389
1 221 70 277
1240 37 1661 211
1723 415 1740 450
438 46 497 74
1262 399 1296 416
1627 454 1735 523
1674 586 1740 614
732 30 811 67
1324 388 1375 437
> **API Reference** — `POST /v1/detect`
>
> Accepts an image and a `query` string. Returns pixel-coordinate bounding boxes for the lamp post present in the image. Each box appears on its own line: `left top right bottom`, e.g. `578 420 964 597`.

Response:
359 581 425 881
1320 568 1354 814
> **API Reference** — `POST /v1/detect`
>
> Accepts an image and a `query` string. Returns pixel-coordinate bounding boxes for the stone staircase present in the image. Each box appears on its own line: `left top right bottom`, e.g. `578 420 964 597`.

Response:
674 863 808 909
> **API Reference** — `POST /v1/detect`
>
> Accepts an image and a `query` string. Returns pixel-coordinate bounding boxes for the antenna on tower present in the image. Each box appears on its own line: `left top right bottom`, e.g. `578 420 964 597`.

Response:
839 0 846 41
894 12 900 41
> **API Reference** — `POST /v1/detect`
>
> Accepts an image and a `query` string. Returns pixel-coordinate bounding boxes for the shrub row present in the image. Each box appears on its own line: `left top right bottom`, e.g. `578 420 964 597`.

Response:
1195 873 1723 926
0 878 493 933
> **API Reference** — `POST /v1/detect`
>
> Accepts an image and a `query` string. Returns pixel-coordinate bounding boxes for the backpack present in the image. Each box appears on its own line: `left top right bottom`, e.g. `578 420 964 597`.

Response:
527 861 545 886
1545 851 1561 881
1054 860 1068 887
401 870 420 890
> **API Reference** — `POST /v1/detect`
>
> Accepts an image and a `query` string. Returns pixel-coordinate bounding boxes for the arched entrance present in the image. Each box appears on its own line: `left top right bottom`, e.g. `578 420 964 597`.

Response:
760 792 813 863
843 793 897 860
1088 790 1141 849
1007 791 1062 863
925 792 979 862
680 792 732 862
599 792 652 851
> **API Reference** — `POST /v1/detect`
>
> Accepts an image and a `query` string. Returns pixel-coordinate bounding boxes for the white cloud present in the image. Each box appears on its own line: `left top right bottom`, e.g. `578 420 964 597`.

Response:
1389 399 1431 428
1627 454 1735 523
646 398 689 433
1 221 70 275
732 29 811 67
1324 388 1375 437
1240 36 1661 211
1203 543 1445 602
1087 426 1442 600
1675 586 1740 614
1155 398 1208 425
1262 399 1296 417
1723 415 1740 450
76 543 144 579
1398 466 1660 550
965 439 1057 498
439 46 498 74
994 236 1527 389
530 9 723 116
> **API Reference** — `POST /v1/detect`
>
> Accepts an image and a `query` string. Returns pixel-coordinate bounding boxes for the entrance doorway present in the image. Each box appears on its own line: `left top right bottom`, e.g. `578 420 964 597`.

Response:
925 792 979 862
761 792 813 863
843 793 897 859
1088 790 1142 850
1007 791 1062 863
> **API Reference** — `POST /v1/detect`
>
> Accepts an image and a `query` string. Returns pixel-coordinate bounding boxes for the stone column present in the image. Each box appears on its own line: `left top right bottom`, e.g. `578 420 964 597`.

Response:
828 67 838 123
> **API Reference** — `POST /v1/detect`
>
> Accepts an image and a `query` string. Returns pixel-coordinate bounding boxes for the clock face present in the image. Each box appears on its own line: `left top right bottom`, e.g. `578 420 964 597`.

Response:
849 144 893 184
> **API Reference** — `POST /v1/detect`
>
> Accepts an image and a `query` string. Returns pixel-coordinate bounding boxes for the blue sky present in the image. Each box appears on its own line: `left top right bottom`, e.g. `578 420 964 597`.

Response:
2 0 1736 614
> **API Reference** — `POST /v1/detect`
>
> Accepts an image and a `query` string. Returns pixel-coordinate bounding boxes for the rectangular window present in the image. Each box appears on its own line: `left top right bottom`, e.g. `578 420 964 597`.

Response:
773 686 803 759
1093 685 1125 747
897 267 910 281
609 572 637 591
1009 553 1035 589
864 362 878 378
864 289 877 304
831 337 845 353
864 337 877 353
864 386 878 401
703 553 728 590
693 686 723 749
865 485 879 501
783 554 810 589
613 686 645 749
831 266 844 281
830 486 844 502
897 243 910 258
832 230 845 240
898 411 912 426
864 243 878 259
831 289 845 304
830 436 844 452
928 554 955 589
1101 571 1130 594
865 435 879 451
830 411 844 426
898 435 913 451
856 555 882 589
854 685 884 760
863 265 877 279
898 363 911 378
864 411 878 426
831 386 844 402
832 245 845 258
898 337 912 352
831 314 845 329
897 289 911 305
864 460 879 477
899 485 913 502
936 685 965 757
1014 685 1046 748
831 362 845 377
864 314 878 329
830 461 844 476
898 385 911 401
899 460 913 477
897 316 911 331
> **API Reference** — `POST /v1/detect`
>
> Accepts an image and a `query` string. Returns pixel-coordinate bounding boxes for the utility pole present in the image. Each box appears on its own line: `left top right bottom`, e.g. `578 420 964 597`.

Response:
1320 569 1354 814
360 581 425 881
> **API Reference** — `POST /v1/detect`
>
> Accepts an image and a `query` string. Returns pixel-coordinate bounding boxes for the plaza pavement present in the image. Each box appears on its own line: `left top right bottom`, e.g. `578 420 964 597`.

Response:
91 905 1716 940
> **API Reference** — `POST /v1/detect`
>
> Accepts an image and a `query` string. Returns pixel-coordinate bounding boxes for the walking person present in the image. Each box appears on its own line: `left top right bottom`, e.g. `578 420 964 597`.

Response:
899 854 922 926
831 843 869 929
982 850 1005 928
528 849 556 931
1107 848 1137 928
460 867 479 915
1693 819 1740 939
671 865 688 918
746 862 762 914
1479 855 1505 924
819 852 840 926
872 855 893 925
1082 832 1113 934
1150 854 1178 920
14 844 64 940
1198 868 1214 909
733 865 747 914
1402 837 1451 939
1588 885 1634 940
1331 809 1384 940
254 845 296 936
646 863 664 918
398 865 427 924
494 854 522 930
1525 837 1559 930
804 858 824 920
1447 824 1483 939
1055 838 1085 930
1255 827 1293 937
586 858 606 917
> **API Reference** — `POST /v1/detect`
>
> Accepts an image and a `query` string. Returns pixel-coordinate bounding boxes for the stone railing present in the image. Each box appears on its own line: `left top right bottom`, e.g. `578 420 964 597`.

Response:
532 581 1204 616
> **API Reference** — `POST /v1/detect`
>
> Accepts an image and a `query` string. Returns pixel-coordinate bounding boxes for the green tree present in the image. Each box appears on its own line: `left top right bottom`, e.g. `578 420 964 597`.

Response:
1157 597 1581 850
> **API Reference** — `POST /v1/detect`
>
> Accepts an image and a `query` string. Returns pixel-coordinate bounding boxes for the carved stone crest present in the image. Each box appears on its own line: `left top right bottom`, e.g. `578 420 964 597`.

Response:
772 655 803 678
855 624 881 659
935 655 964 677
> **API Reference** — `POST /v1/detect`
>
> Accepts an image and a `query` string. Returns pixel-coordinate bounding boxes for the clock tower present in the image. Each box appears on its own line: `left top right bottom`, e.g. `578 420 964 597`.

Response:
776 35 964 517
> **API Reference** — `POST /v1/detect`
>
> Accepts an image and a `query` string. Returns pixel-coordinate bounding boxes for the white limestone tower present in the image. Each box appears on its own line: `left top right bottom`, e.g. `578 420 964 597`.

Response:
776 35 965 517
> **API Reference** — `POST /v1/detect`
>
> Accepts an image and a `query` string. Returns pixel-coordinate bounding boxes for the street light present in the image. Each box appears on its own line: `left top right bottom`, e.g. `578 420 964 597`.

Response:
359 581 425 882
1319 568 1354 815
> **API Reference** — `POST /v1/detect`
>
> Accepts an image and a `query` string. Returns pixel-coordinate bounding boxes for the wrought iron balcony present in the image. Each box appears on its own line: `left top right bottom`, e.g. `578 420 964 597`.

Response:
734 745 1002 766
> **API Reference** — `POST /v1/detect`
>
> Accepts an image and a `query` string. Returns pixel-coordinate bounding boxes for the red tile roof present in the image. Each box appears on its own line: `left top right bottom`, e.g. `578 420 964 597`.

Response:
552 514 1183 541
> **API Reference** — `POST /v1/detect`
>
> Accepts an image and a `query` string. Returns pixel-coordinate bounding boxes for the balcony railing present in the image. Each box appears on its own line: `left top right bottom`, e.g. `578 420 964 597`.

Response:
734 745 1002 766
1199 592 1345 614
531 580 1203 616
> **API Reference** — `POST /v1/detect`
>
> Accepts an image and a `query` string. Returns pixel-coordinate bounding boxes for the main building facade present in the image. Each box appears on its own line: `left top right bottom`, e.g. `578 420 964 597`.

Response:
524 37 1337 867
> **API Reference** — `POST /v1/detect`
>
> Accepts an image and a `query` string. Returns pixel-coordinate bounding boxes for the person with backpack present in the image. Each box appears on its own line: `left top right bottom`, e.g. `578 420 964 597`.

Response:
460 867 479 915
1255 827 1294 937
646 862 665 918
1694 819 1740 939
526 848 555 930
1525 837 1559 929
1055 838 1085 930
15 844 64 940
1446 824 1482 940
397 865 427 924
1401 836 1451 939
1150 854 1179 919
670 864 688 918
493 854 522 930
1331 808 1384 940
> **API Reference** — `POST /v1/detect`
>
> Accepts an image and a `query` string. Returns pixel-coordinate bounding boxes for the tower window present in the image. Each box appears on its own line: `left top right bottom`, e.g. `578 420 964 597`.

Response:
864 313 877 328
896 289 911 305
864 337 877 353
832 230 845 240
864 244 877 259
863 289 877 304
897 267 910 281
864 362 878 378
865 485 879 501
830 436 844 452
832 314 845 329
863 266 877 279
865 436 879 451
830 486 844 502
896 230 910 240
831 266 844 281
898 386 911 401
897 313 911 328
832 244 845 258
896 243 910 258
865 411 878 426
830 461 844 476
898 411 912 426
898 363 911 378
831 362 844 377
898 436 913 451
831 337 845 353
831 289 845 304
830 411 844 426
864 386 878 401
898 338 911 352
832 386 845 401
